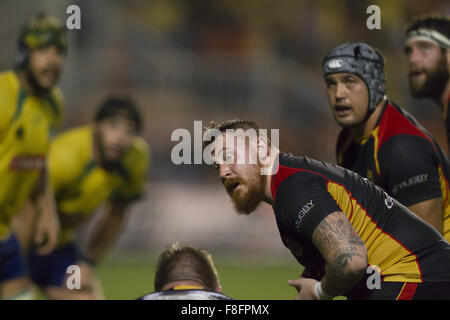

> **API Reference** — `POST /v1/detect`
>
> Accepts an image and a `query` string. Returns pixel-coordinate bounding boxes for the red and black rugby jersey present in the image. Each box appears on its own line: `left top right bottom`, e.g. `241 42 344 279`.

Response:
336 101 450 241
271 152 450 284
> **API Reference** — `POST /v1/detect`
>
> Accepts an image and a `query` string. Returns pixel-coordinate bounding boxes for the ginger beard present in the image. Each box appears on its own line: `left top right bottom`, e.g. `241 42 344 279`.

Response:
409 51 449 98
216 133 267 216
223 162 266 215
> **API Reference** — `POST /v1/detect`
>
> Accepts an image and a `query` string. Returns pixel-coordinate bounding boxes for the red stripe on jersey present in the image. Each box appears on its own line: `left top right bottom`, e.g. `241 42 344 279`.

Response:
377 103 433 149
271 165 303 202
397 283 418 300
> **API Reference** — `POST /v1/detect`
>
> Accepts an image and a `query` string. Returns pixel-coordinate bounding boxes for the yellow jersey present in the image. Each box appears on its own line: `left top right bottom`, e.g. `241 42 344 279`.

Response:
0 70 63 239
48 125 149 244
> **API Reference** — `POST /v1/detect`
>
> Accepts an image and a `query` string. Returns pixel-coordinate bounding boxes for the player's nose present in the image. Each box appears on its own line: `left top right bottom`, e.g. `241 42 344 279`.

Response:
219 164 232 179
335 83 347 99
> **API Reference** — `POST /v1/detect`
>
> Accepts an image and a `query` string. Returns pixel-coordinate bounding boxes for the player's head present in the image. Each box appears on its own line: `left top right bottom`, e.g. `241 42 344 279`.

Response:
323 42 386 128
154 243 222 293
204 118 271 215
94 96 142 163
17 12 67 92
404 14 450 98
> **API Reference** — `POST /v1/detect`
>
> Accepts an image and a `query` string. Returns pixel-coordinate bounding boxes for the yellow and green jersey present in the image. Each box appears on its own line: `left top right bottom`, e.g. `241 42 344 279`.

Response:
48 125 149 244
0 70 63 239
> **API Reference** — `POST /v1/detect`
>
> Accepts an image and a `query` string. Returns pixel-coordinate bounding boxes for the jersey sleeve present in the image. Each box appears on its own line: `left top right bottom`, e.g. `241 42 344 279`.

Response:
378 135 442 206
111 139 150 204
277 171 342 243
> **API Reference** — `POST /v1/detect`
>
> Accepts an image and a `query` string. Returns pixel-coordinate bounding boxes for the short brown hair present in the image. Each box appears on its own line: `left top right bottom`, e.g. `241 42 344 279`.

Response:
154 243 220 291
406 13 450 38
203 118 270 151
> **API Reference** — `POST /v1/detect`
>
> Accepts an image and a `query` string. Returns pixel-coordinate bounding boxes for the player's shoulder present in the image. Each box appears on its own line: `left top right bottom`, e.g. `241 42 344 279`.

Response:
377 102 432 149
121 136 150 174
126 136 150 163
274 154 332 201
51 125 93 157
0 70 18 84
130 136 150 157
137 289 233 300
278 153 338 182
54 125 92 143
0 70 20 98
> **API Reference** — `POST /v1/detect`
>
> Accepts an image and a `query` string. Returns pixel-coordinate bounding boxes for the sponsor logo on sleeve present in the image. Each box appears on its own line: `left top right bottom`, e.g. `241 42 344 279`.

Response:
294 200 314 231
9 155 46 171
392 173 428 195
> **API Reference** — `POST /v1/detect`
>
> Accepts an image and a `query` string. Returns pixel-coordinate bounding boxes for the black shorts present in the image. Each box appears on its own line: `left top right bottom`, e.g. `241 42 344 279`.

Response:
348 281 450 300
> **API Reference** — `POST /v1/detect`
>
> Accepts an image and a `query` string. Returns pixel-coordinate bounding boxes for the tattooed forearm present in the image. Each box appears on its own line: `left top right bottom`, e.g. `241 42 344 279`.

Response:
312 212 368 297
332 247 364 273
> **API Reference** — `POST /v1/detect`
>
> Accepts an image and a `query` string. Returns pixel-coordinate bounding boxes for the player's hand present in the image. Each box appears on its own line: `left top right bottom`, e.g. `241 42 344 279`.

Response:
287 277 320 300
34 207 60 255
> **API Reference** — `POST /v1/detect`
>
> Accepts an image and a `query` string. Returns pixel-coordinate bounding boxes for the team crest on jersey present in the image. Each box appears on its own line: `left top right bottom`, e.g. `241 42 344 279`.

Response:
328 59 343 69
384 192 394 209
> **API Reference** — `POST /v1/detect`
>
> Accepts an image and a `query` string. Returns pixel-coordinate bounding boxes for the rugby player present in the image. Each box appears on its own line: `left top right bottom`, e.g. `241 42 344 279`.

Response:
404 14 450 151
205 119 450 299
322 42 449 241
23 97 150 299
0 13 66 299
138 243 232 300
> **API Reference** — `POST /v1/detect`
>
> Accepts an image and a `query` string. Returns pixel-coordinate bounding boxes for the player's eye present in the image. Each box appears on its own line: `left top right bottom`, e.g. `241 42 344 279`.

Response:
345 78 355 86
418 42 432 50
224 153 233 163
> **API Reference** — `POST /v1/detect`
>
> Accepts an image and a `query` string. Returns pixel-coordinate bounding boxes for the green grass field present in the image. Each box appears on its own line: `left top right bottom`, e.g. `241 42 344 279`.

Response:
34 253 345 300
93 253 345 300
98 256 303 300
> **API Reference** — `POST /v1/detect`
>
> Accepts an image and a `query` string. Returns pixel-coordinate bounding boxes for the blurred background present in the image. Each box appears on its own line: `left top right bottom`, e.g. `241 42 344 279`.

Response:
1 0 449 299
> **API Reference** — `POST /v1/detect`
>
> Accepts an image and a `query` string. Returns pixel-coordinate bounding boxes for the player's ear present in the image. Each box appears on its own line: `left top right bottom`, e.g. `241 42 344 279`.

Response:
215 285 223 293
257 136 269 159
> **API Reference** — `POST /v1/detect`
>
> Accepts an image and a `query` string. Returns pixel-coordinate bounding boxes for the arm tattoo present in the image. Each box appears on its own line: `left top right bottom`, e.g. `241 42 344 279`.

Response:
316 215 363 247
332 247 363 273
312 212 368 296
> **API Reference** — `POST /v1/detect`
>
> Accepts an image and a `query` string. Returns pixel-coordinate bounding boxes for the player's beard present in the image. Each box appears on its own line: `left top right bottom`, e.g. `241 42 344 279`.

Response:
23 62 54 96
94 130 119 169
227 164 266 215
409 55 449 98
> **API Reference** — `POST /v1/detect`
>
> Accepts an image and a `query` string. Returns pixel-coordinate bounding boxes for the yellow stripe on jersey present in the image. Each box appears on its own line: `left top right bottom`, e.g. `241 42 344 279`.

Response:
172 285 204 291
395 283 407 300
438 165 450 242
326 181 423 283
370 127 381 176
